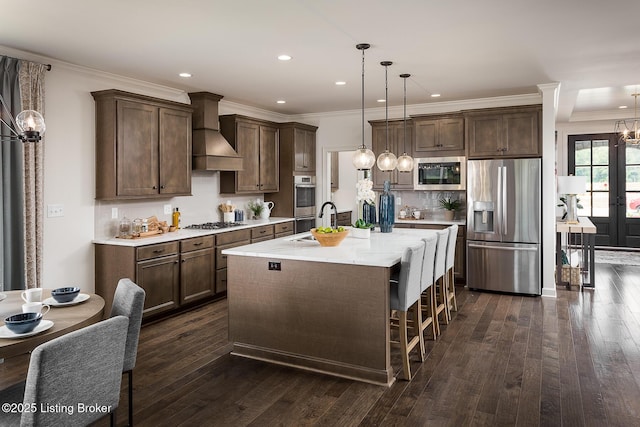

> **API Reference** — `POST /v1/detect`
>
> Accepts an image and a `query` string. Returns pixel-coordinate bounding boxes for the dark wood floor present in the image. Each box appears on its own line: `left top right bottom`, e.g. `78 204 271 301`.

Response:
3 262 640 426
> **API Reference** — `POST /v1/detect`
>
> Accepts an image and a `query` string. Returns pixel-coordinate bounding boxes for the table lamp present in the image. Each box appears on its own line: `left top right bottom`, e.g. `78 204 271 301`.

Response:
557 175 587 223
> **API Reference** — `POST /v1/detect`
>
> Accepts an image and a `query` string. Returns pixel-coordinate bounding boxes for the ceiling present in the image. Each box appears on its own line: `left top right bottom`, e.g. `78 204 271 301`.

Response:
2 0 640 122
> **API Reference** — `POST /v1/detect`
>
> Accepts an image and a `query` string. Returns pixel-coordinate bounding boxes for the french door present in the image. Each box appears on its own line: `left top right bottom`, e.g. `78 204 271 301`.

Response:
568 133 640 247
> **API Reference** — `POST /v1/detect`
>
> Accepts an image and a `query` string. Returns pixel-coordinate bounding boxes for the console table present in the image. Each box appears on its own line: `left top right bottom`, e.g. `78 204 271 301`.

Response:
556 217 596 289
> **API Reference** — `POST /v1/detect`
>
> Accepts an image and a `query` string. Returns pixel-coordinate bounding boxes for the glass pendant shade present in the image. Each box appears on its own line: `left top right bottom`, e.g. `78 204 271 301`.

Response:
396 153 414 172
352 147 376 170
16 110 46 135
376 150 398 171
397 73 414 172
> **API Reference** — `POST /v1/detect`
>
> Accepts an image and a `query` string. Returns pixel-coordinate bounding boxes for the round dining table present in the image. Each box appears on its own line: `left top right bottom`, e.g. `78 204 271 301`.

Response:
0 290 105 360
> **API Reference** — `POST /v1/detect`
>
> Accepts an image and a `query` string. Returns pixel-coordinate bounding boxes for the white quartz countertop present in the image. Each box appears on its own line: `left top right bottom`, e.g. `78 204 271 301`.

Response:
223 227 441 268
395 218 465 226
93 217 295 247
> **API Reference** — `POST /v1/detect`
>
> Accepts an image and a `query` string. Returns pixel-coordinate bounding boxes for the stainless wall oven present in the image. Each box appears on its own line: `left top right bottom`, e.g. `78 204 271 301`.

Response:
294 176 316 217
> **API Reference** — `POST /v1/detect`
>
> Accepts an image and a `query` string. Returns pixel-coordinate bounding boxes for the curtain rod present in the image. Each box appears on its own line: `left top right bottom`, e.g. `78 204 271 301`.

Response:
2 54 51 71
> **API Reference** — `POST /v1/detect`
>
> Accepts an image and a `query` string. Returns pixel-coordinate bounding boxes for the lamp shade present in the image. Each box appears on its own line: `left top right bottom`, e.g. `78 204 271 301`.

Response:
557 175 587 195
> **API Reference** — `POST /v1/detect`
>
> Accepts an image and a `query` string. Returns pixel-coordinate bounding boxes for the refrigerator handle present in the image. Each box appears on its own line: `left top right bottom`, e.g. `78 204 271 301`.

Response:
502 166 507 235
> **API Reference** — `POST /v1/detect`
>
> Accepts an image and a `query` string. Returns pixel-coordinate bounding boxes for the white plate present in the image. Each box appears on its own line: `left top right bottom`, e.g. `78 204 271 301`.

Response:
0 320 54 339
0 293 6 302
43 293 90 307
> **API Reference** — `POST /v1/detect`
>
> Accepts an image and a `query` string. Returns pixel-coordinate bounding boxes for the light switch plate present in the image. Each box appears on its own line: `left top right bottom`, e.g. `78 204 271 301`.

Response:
47 204 64 218
164 204 172 215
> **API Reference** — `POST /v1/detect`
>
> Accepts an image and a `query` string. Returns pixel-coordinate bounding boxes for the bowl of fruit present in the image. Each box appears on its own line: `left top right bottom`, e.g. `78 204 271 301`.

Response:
310 226 349 247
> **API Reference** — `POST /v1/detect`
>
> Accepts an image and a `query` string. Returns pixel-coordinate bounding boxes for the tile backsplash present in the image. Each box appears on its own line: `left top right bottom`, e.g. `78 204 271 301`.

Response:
394 190 466 220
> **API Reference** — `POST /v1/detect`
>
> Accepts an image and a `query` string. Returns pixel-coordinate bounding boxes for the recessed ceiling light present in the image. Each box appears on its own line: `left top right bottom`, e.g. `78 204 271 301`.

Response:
431 93 441 98
276 100 286 104
335 81 346 86
619 105 628 109
377 99 385 103
179 72 192 78
278 55 292 61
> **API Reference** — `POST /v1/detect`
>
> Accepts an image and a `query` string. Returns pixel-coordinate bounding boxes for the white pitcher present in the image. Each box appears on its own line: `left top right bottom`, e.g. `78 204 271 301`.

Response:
261 201 274 219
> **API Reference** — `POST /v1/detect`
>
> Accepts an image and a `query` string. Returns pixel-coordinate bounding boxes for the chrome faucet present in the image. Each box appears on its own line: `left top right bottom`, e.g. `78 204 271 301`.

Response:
319 201 338 229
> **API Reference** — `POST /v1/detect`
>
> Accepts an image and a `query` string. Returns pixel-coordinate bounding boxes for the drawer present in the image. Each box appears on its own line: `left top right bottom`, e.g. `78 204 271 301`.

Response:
251 235 273 243
275 230 294 239
216 240 250 270
216 228 251 245
137 242 179 261
251 225 274 240
274 221 294 234
181 235 214 252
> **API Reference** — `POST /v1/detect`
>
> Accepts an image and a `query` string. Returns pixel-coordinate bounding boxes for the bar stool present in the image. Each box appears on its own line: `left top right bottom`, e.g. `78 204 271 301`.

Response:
433 229 450 334
445 224 459 320
389 241 426 380
419 234 438 341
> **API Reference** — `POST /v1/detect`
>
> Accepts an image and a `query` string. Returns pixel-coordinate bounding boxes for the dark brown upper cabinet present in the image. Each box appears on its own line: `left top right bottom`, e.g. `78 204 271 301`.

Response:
92 90 193 200
370 119 414 190
465 105 541 159
219 115 279 194
412 114 464 157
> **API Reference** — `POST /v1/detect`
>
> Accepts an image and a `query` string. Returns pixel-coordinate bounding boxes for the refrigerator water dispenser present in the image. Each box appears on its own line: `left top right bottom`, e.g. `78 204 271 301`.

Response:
473 201 494 232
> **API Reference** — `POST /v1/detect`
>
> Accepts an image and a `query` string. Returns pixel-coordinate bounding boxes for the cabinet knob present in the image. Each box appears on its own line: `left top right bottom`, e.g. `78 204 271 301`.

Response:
160 185 165 189
152 186 157 190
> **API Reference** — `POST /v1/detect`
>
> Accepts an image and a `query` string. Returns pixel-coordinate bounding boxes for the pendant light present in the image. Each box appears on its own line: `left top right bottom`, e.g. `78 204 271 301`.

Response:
352 43 376 170
615 90 640 145
376 61 398 172
396 73 414 172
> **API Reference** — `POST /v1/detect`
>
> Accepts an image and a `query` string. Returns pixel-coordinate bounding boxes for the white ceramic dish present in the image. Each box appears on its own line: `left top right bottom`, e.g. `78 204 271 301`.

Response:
43 293 90 307
0 292 6 302
0 320 54 339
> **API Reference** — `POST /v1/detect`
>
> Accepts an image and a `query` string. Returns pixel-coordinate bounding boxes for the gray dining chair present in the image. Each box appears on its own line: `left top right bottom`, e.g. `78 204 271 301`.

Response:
444 224 459 320
389 241 426 381
110 278 146 427
419 234 438 341
0 316 129 427
433 229 450 334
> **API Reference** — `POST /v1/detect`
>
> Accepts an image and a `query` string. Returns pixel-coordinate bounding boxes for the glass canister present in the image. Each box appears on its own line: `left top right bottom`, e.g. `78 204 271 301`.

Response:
132 218 143 234
119 215 132 238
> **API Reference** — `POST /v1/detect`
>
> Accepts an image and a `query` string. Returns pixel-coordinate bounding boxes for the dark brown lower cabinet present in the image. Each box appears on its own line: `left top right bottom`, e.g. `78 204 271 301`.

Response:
215 229 252 294
137 252 180 318
180 236 215 304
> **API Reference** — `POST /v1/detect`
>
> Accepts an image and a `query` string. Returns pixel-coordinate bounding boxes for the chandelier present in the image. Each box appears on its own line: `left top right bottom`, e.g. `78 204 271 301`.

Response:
352 43 376 170
614 92 640 145
0 94 45 143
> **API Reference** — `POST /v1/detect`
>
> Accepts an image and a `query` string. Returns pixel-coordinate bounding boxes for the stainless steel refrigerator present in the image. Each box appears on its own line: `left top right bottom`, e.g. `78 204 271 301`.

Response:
466 158 541 295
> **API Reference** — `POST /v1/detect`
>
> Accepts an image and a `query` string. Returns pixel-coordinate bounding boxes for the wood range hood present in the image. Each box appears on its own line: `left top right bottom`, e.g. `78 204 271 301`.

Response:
189 92 243 171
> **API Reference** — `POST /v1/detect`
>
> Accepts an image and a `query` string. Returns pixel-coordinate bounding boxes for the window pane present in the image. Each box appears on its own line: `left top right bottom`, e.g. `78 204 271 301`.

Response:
574 140 591 165
576 191 591 216
627 145 640 165
591 192 609 217
575 167 591 191
627 165 640 191
592 140 609 165
626 192 640 218
592 166 609 191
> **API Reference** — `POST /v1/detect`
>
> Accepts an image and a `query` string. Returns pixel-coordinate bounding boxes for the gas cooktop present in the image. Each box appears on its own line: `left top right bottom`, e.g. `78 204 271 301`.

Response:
185 222 246 230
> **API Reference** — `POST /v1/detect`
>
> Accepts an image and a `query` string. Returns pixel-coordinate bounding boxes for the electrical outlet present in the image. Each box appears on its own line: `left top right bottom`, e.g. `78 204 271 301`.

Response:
47 204 64 218
396 196 402 205
111 207 118 219
268 261 281 271
164 204 172 215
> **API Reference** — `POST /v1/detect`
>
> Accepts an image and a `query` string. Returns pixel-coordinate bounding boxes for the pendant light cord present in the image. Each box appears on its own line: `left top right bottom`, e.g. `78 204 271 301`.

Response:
361 47 365 150
384 64 389 151
403 76 407 154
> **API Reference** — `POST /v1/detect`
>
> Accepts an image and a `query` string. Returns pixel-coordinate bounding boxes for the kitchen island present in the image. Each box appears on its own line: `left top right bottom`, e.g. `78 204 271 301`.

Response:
223 228 438 386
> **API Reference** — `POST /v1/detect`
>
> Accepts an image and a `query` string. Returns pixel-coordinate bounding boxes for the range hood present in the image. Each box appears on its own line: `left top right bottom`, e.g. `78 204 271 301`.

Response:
189 92 243 171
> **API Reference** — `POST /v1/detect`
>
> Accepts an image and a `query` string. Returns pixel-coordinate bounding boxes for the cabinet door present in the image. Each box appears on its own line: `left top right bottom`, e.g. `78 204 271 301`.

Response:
159 108 192 195
331 151 339 191
371 123 387 189
393 124 413 189
502 111 540 157
414 119 439 152
294 128 316 173
180 247 215 304
117 100 159 196
467 115 503 158
259 125 279 192
439 118 465 151
136 254 180 317
236 121 261 192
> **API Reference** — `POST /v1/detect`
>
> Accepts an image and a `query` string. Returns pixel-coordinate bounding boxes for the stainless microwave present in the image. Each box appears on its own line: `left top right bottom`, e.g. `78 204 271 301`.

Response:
414 156 466 190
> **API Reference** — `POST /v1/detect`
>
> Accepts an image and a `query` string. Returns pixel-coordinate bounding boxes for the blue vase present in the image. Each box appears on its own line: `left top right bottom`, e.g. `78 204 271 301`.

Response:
378 180 395 233
362 201 376 225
